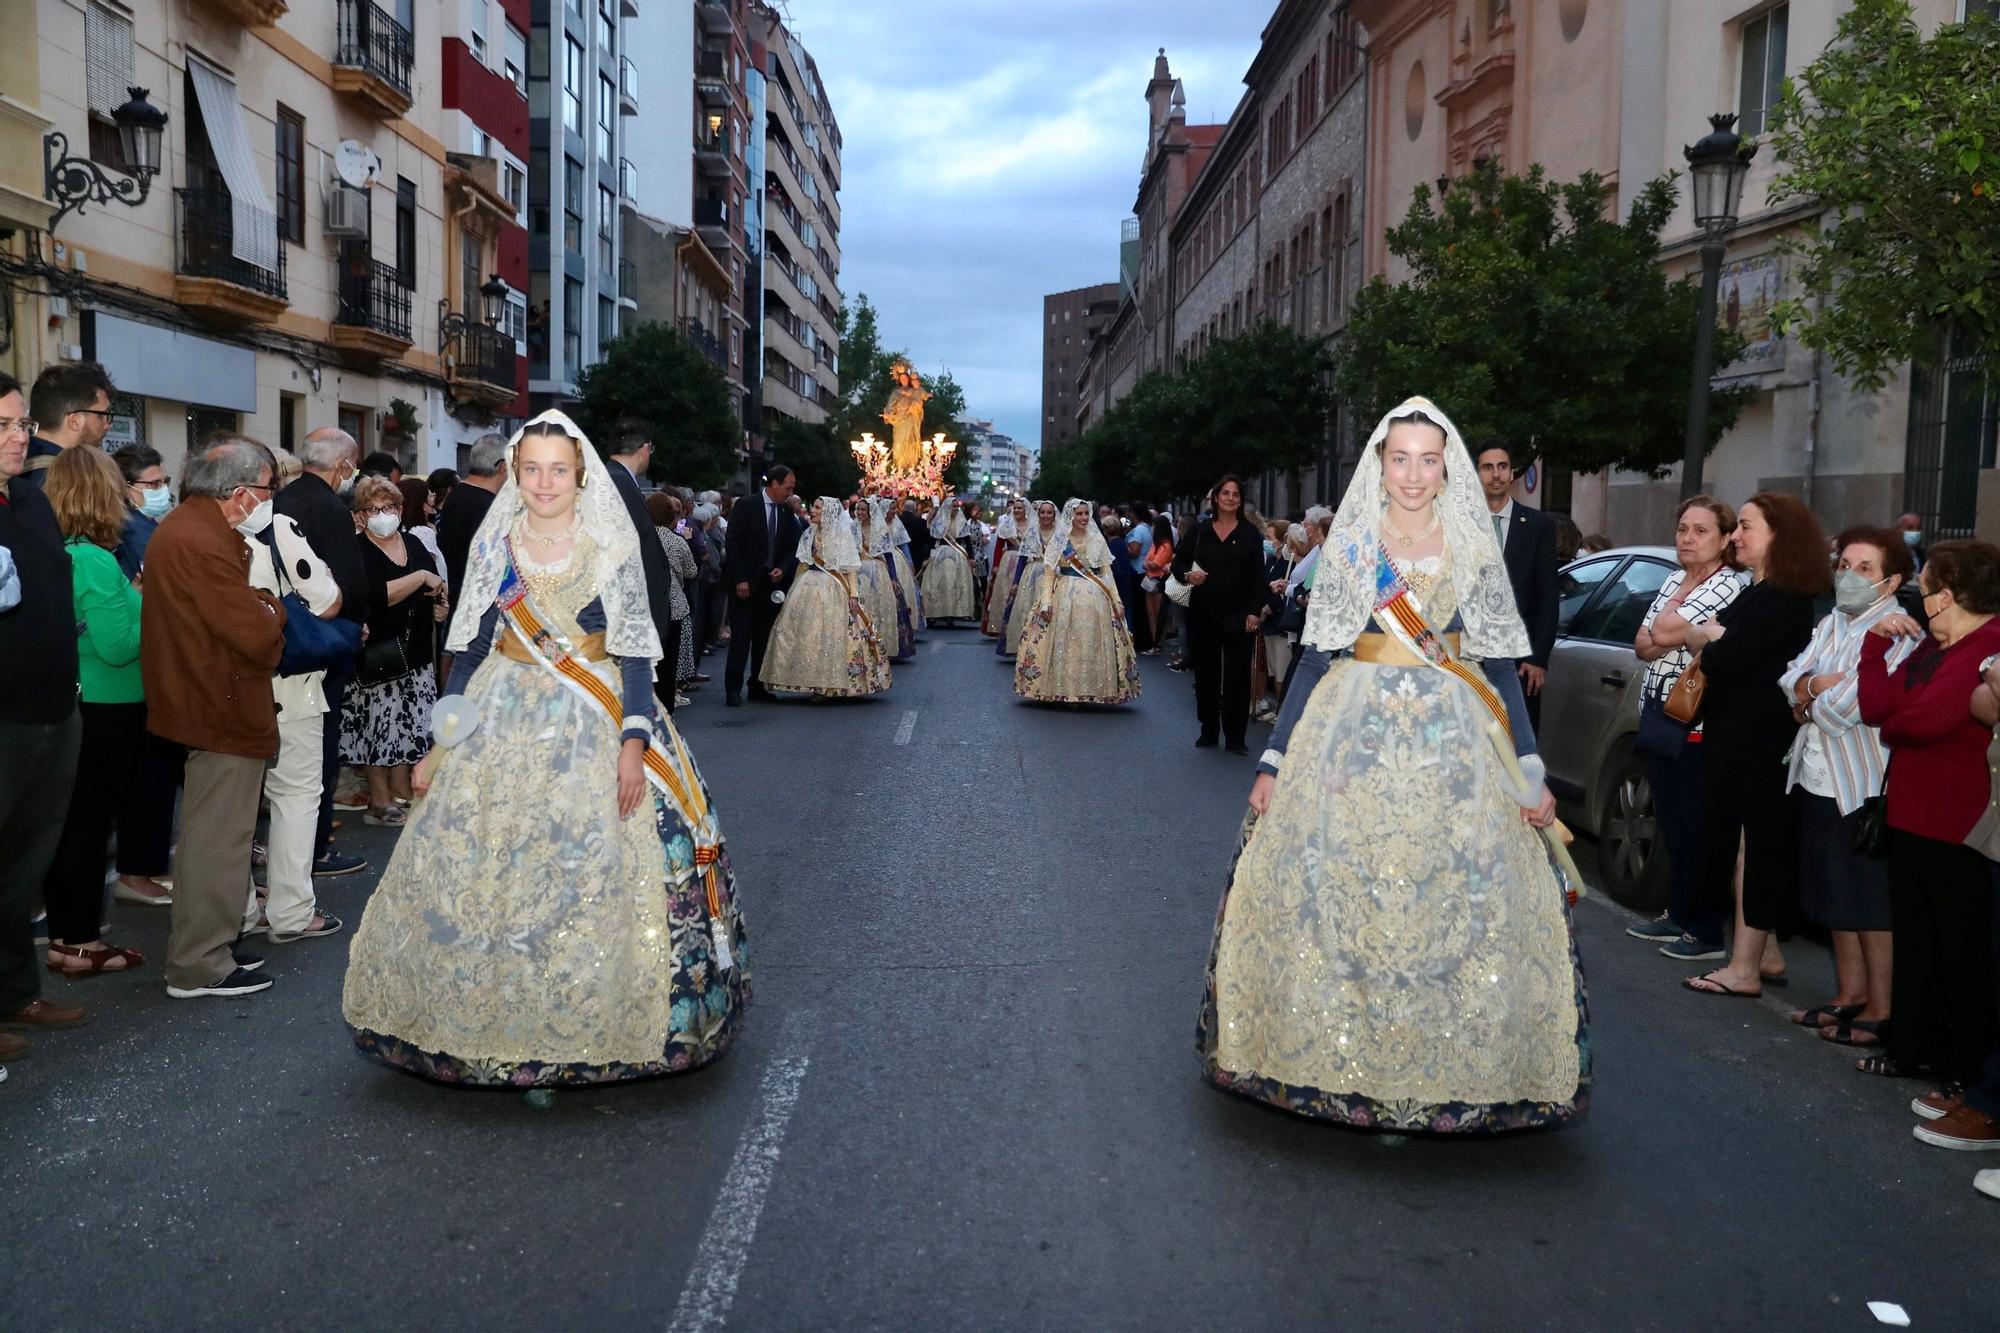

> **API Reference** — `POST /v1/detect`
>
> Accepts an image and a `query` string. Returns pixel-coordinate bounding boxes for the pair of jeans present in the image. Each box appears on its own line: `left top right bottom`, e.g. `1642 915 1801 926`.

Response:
1648 742 1719 941
115 721 183 879
0 709 81 1013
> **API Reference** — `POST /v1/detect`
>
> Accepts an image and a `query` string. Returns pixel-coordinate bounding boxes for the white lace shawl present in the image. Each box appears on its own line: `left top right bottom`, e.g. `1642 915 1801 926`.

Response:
445 409 662 663
799 495 860 570
1301 395 1530 659
1044 498 1113 571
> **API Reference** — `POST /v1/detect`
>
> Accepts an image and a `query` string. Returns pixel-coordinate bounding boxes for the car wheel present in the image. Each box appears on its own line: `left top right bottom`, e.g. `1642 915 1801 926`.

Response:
1598 744 1668 912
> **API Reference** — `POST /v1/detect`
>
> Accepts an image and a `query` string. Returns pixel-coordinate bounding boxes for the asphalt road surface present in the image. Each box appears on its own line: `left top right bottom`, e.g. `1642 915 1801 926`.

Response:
9 624 1998 1331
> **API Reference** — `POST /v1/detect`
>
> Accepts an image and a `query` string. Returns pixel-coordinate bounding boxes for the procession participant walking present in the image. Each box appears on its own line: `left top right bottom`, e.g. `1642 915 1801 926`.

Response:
1171 475 1266 754
922 493 978 625
342 411 749 1087
761 496 891 699
1000 500 1058 660
1199 397 1587 1133
1013 499 1141 707
722 466 802 706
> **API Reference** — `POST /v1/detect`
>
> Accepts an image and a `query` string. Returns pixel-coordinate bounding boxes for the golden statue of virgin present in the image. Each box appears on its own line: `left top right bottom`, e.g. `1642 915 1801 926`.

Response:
881 361 931 471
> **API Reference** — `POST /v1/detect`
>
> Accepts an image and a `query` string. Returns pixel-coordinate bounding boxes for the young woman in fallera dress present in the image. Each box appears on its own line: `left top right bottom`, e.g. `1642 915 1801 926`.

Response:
1013 498 1142 707
759 496 892 699
999 500 1059 660
1197 397 1589 1134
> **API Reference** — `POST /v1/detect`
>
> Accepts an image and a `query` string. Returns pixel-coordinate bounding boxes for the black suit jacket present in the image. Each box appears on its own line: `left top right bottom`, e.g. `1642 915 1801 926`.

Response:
609 459 676 648
273 470 370 627
722 490 802 594
898 509 934 568
1500 503 1560 667
433 481 495 604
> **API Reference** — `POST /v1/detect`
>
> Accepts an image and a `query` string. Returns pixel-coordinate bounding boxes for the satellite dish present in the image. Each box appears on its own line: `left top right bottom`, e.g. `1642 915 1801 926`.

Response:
333 140 380 189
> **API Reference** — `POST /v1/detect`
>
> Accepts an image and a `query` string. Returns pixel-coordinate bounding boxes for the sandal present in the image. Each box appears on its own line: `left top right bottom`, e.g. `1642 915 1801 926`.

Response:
1856 1053 1931 1078
1683 971 1760 998
1791 1002 1864 1028
363 805 407 828
44 943 145 976
1820 1018 1886 1047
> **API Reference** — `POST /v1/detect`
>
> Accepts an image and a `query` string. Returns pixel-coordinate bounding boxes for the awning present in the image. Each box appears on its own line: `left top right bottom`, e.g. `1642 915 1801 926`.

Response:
83 310 257 412
188 57 280 275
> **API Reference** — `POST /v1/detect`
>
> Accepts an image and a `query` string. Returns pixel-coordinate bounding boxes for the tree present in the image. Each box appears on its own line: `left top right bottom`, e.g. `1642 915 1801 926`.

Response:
1336 162 1748 477
1030 438 1094 500
764 414 858 499
1767 0 2000 390
573 321 739 486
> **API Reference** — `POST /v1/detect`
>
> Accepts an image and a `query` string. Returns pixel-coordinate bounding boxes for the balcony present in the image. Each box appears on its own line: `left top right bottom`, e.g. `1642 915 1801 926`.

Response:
443 320 517 411
618 257 637 310
173 189 288 323
683 317 727 371
333 0 414 120
333 256 413 360
695 127 731 177
696 51 730 106
618 56 639 116
621 0 638 13
617 158 639 212
694 196 732 253
194 0 289 22
695 0 731 33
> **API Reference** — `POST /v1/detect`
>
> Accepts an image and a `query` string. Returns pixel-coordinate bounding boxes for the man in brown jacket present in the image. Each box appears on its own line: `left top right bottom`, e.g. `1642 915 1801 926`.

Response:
141 438 287 999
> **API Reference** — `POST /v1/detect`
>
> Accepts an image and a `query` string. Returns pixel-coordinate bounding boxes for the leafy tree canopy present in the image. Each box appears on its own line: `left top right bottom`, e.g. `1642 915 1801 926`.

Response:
1335 162 1747 477
1768 0 2000 389
573 320 739 487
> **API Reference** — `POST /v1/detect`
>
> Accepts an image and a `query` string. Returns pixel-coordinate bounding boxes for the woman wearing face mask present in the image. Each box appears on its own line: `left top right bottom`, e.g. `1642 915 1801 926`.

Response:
1775 529 1919 1047
112 444 170 580
339 475 446 827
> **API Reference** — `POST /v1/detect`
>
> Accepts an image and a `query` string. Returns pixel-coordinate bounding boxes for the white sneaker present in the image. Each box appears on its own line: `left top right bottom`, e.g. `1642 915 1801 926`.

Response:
1978 1169 2000 1201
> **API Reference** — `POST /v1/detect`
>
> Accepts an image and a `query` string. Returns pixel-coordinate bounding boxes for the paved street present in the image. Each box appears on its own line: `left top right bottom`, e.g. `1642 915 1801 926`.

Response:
9 625 1999 1331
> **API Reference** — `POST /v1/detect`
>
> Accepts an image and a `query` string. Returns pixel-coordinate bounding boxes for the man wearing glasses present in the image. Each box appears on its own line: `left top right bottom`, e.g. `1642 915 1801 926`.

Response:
15 361 115 493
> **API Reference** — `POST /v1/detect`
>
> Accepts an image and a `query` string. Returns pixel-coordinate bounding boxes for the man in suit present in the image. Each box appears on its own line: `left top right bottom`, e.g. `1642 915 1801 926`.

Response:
1475 441 1559 733
434 432 505 603
606 418 680 713
723 464 801 705
899 497 933 570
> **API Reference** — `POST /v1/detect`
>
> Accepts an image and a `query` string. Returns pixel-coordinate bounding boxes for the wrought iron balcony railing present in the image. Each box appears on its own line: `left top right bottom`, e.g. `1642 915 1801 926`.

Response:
174 188 286 300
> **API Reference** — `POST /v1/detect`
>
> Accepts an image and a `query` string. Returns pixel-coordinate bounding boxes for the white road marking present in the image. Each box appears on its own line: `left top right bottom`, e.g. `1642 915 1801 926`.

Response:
667 1013 814 1333
893 710 918 746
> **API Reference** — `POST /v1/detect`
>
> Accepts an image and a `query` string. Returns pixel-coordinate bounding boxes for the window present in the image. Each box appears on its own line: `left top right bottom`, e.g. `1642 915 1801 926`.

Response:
564 36 584 134
504 23 528 96
563 278 583 375
597 184 614 271
563 157 583 252
1569 558 1672 644
394 177 417 288
460 227 481 318
1964 0 2000 18
597 74 616 158
504 291 528 346
1737 5 1789 138
502 158 526 220
1555 557 1621 635
469 0 488 62
598 295 617 346
275 106 305 244
85 2 135 170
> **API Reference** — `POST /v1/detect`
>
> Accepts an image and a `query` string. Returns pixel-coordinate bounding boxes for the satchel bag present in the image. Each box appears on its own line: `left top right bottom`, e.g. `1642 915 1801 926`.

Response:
357 628 418 687
258 528 361 678
1662 652 1707 725
1853 794 1891 860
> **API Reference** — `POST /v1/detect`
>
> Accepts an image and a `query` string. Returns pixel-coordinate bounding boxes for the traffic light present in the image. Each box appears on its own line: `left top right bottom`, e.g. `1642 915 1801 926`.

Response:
983 472 992 485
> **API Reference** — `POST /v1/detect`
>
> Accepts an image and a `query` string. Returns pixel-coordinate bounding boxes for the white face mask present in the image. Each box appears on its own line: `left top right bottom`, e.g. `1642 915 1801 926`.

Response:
137 486 172 519
336 465 357 496
365 511 401 538
234 498 274 536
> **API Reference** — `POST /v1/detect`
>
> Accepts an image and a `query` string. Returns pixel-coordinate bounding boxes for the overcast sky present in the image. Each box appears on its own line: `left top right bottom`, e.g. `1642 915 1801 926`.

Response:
785 1 1266 452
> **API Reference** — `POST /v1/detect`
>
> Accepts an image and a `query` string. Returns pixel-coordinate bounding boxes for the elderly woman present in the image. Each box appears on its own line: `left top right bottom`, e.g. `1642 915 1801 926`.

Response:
1775 528 1919 1046
339 475 447 827
645 490 699 706
1858 543 2000 1135
1627 497 1745 955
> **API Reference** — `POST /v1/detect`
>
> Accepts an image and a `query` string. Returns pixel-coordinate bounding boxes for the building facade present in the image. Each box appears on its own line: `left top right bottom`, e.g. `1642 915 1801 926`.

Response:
622 207 730 382
965 418 1024 497
1040 281 1117 450
1 0 467 475
751 1 841 437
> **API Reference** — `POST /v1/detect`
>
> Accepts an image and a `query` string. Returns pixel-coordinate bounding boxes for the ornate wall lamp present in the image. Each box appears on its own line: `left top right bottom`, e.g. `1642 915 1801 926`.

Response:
43 87 168 234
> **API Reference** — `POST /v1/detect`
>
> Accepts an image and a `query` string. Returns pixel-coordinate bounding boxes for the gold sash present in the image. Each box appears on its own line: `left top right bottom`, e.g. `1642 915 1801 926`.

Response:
1352 629 1460 666
497 629 608 664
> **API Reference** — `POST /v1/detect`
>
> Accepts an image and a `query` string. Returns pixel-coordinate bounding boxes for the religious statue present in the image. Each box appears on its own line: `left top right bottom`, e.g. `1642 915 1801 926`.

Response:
881 361 932 472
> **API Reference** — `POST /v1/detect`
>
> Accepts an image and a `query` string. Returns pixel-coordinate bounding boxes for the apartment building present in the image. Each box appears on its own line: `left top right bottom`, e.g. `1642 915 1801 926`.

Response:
0 0 468 473
1040 282 1117 451
622 207 731 381
965 418 1024 496
750 0 841 435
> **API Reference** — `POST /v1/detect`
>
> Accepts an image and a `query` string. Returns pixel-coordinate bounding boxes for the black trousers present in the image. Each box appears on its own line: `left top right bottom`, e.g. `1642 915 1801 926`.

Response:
1888 832 1998 1084
1649 742 1718 940
1695 741 1800 933
44 702 144 945
313 670 352 859
1187 613 1255 746
724 590 780 697
114 719 183 878
656 617 681 715
0 708 80 1015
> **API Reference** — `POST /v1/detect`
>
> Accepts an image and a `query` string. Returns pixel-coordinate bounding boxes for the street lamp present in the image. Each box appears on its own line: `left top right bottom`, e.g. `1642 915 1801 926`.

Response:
477 273 509 326
1679 112 1758 501
43 86 169 234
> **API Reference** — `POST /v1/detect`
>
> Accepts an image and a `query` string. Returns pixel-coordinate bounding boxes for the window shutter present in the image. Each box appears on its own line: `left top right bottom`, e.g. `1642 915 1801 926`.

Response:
85 2 135 119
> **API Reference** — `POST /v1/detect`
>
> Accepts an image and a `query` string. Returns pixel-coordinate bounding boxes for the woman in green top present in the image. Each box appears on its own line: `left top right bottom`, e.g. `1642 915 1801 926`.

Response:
42 447 146 975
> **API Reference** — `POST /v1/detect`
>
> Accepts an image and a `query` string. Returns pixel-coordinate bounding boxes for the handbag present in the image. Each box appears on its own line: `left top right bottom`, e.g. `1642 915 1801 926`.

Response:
357 628 418 687
1853 795 1890 860
1662 652 1707 725
1165 562 1200 607
258 528 361 678
1634 696 1691 761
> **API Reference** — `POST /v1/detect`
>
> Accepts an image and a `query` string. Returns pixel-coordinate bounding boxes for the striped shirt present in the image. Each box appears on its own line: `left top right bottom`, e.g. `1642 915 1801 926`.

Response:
1639 566 1747 736
1777 597 1920 814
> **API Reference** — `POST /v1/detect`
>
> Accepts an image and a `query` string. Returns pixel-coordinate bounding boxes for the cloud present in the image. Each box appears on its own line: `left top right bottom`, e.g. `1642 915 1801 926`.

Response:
785 1 1266 450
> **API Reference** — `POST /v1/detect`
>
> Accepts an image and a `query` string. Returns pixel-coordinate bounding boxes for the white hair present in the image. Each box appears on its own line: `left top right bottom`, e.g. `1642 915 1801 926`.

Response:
299 428 358 472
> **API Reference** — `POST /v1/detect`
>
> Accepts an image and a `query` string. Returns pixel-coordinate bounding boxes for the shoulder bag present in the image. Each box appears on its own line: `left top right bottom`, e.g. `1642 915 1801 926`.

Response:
258 527 361 678
1662 651 1707 725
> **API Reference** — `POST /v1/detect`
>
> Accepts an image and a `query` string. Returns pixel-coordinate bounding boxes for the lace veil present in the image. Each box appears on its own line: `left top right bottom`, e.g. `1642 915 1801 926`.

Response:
446 409 662 663
802 496 861 569
1301 395 1529 659
1046 498 1113 569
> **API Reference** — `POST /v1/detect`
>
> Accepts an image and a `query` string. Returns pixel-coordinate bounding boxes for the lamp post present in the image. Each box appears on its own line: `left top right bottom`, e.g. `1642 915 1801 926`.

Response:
43 87 168 234
1679 113 1757 501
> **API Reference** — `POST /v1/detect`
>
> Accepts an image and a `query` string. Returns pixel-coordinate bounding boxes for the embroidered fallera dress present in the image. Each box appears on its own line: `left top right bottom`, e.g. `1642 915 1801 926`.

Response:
342 531 751 1086
999 516 1057 659
1197 396 1589 1134
1014 501 1142 706
759 499 892 698
921 503 978 622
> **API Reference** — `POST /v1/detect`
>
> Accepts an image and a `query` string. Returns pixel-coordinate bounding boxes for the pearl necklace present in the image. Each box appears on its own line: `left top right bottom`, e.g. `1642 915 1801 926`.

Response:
519 513 581 549
1384 508 1441 547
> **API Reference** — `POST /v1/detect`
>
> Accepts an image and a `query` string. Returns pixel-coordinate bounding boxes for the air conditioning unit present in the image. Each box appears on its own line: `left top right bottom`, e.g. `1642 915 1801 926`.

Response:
324 183 370 237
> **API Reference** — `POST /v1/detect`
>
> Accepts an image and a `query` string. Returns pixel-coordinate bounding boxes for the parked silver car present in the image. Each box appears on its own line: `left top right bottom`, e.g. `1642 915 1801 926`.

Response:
1537 546 1679 910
